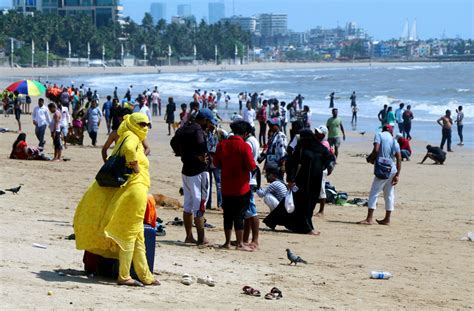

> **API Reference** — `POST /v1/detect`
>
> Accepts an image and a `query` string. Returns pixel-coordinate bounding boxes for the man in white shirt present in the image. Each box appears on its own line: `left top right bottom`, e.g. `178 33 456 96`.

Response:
60 103 71 148
137 95 152 127
242 101 256 128
395 103 405 135
32 98 51 148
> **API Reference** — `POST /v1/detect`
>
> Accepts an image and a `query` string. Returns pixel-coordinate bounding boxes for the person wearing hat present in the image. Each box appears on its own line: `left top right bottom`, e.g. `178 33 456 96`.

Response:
314 125 336 217
326 108 346 158
264 117 288 179
359 124 401 225
170 108 217 245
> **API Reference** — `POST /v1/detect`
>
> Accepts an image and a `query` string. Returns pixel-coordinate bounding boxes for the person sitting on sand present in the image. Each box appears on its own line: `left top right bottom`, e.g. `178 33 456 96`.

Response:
10 133 49 160
359 125 401 225
74 113 160 287
396 133 412 161
264 129 333 235
256 167 287 212
420 145 446 165
213 120 256 251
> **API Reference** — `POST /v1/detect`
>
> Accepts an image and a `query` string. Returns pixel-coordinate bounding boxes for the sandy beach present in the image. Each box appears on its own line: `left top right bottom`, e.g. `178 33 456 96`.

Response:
0 61 449 82
0 110 473 309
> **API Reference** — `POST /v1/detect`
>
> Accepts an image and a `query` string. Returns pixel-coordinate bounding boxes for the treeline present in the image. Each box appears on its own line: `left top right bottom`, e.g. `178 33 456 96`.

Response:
0 11 251 65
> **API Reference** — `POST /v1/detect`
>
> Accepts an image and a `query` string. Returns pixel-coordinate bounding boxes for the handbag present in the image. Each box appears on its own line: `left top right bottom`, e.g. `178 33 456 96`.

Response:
373 136 395 180
284 190 295 214
95 137 132 187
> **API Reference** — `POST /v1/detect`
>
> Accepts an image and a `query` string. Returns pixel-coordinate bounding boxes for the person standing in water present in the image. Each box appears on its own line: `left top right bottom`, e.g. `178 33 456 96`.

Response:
350 91 356 108
329 92 335 108
455 106 464 146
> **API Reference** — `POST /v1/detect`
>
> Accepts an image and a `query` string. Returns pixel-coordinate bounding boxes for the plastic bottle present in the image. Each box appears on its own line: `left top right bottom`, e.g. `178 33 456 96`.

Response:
370 271 392 279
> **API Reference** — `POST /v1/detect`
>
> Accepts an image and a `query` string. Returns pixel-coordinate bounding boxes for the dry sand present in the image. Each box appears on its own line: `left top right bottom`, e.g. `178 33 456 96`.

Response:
0 113 473 310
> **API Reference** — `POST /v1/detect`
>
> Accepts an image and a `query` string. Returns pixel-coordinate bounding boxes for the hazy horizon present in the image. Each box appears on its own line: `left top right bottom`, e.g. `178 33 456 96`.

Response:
1 0 472 40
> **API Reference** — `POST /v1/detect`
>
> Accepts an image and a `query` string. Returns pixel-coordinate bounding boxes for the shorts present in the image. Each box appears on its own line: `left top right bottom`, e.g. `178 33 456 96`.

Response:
182 172 209 217
319 169 328 199
328 137 341 148
244 191 257 219
14 108 21 121
222 191 251 231
61 125 68 138
53 131 62 150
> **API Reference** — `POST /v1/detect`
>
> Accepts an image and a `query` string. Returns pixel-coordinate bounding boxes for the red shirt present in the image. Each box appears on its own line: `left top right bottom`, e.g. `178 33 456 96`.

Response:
398 137 412 154
12 141 28 160
213 135 256 196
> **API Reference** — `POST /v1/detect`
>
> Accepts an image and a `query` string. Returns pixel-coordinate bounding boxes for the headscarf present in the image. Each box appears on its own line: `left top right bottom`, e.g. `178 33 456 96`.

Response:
117 112 149 142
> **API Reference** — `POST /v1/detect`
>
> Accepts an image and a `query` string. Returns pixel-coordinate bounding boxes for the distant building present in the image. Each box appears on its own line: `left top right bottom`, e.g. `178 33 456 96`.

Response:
221 15 256 33
177 4 191 17
257 13 287 37
150 2 166 24
208 1 225 24
12 0 122 26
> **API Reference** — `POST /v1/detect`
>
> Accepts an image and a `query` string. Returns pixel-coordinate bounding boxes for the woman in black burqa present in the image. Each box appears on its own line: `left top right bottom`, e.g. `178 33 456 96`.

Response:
263 129 334 235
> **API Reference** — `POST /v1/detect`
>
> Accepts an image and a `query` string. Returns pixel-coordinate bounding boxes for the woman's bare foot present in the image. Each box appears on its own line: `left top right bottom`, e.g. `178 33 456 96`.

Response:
184 237 197 244
219 243 231 249
249 242 259 250
197 238 210 246
376 219 390 225
144 279 161 286
117 278 144 287
357 219 374 225
236 244 254 252
308 230 321 236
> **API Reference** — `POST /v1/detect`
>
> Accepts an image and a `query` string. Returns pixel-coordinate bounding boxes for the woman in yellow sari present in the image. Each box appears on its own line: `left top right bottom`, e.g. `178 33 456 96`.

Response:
74 113 159 286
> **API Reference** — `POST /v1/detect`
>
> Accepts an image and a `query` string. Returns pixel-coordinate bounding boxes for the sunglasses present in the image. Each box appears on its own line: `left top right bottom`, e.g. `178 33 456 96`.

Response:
138 122 151 128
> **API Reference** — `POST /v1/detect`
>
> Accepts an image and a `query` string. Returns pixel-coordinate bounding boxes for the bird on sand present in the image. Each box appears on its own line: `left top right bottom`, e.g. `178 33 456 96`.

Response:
286 249 307 265
5 186 21 194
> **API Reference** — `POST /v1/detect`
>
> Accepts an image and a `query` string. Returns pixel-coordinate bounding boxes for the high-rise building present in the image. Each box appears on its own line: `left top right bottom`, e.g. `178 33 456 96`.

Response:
13 0 123 27
221 15 257 33
257 13 288 37
150 2 166 24
208 1 225 24
177 4 191 17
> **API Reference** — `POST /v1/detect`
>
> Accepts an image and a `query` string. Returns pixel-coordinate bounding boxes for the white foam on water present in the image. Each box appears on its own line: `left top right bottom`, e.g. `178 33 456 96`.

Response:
386 65 442 71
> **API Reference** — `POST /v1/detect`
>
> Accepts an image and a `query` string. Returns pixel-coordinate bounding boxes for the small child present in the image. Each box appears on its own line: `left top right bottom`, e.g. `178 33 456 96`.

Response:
256 168 287 212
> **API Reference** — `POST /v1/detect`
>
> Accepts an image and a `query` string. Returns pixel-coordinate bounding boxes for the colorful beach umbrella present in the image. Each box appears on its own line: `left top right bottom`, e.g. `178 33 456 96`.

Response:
6 80 46 96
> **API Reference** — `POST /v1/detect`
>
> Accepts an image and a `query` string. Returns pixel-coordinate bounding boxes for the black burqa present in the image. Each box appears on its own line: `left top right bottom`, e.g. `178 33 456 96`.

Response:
264 130 332 234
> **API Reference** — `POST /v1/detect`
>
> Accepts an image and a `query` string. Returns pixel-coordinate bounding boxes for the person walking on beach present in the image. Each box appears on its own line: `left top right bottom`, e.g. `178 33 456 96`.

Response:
151 87 160 116
402 105 414 140
395 103 405 135
385 106 396 126
32 98 50 148
213 120 256 251
165 97 176 136
257 100 268 147
350 91 356 108
329 92 335 108
437 110 454 152
102 96 113 134
456 106 464 146
13 91 22 132
113 86 118 100
170 108 216 245
85 100 102 146
359 125 401 225
60 102 71 149
351 104 358 126
242 101 256 128
138 96 152 126
326 108 346 159
48 103 62 161
378 105 388 127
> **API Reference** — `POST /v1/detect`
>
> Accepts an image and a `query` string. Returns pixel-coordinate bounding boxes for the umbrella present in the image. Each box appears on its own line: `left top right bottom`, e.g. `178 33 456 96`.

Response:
6 79 46 96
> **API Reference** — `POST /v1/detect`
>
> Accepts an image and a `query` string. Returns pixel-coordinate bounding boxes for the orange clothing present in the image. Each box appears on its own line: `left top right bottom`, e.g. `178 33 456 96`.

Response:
144 194 156 228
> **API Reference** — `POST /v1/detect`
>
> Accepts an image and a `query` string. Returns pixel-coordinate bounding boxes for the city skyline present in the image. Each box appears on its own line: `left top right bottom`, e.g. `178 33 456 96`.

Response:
1 0 472 39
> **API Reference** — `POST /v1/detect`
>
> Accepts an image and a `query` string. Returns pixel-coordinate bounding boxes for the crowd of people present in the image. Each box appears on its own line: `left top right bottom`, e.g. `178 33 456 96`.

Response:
2 82 467 287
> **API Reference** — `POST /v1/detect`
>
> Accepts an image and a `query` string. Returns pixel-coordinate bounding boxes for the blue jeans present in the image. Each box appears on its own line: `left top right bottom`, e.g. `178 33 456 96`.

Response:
206 167 222 209
35 124 47 147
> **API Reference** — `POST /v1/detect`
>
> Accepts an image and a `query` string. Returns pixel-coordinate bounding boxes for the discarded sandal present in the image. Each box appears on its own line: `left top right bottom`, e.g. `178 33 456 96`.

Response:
181 273 194 286
265 287 283 300
197 275 215 287
242 285 261 297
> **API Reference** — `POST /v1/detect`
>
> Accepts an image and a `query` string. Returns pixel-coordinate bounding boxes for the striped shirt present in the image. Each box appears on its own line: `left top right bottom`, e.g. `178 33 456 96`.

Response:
257 180 287 202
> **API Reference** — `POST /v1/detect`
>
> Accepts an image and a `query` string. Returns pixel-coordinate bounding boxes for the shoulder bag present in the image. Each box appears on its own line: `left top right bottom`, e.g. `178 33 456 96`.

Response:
95 137 133 187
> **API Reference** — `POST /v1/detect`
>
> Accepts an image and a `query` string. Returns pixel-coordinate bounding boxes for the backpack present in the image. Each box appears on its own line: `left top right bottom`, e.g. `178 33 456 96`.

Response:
325 181 337 204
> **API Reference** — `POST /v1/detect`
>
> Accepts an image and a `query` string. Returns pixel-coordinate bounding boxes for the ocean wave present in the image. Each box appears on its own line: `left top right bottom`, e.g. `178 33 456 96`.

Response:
386 65 442 71
313 75 328 80
457 88 471 93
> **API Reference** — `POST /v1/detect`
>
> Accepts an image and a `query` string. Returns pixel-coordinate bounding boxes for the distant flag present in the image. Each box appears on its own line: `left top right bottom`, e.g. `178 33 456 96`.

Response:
215 45 218 56
68 41 71 58
235 44 238 56
121 43 124 57
87 42 90 56
31 39 35 53
143 44 147 55
102 45 105 56
168 45 172 57
46 41 49 53
193 44 197 57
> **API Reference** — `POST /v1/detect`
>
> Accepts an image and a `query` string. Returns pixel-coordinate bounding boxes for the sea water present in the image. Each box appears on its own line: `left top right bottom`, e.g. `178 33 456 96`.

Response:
56 62 474 147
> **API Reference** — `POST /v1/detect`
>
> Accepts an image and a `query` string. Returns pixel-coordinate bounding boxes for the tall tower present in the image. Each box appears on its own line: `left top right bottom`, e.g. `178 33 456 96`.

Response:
150 2 166 24
208 2 225 24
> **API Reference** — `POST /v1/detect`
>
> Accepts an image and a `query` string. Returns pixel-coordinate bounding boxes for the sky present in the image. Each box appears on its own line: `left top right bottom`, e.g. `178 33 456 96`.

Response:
1 0 472 39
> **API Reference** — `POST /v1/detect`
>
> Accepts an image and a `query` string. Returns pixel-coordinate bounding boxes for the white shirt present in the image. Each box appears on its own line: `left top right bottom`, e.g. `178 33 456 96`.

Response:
139 105 152 123
151 91 160 104
246 135 260 186
242 107 256 127
32 105 51 127
395 108 405 123
61 106 71 127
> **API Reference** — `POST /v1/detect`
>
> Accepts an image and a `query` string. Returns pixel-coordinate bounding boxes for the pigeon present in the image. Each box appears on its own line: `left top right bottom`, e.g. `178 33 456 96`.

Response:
359 131 366 136
286 249 307 265
0 190 5 195
5 186 21 194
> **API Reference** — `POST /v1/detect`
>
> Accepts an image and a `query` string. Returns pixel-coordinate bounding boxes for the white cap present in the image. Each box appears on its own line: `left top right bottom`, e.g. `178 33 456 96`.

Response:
315 125 328 135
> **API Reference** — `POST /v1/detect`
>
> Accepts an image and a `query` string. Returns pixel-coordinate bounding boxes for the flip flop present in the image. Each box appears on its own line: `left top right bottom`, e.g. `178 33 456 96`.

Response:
264 287 283 300
197 275 215 287
242 285 261 297
117 279 144 287
181 273 194 286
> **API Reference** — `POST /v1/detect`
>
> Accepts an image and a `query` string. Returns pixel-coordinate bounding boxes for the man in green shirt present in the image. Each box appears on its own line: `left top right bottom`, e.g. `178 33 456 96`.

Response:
326 108 346 158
